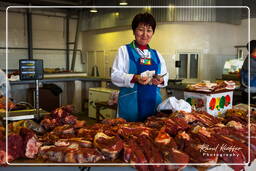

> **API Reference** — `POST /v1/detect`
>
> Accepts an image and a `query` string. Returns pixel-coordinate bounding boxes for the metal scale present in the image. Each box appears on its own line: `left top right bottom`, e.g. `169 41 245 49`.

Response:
19 59 44 120
3 59 47 121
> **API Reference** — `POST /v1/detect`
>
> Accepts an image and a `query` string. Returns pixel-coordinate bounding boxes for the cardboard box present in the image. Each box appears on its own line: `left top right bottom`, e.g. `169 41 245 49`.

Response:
184 90 233 117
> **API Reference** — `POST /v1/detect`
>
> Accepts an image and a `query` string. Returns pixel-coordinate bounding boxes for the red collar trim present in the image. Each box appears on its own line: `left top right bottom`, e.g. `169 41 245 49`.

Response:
135 41 148 50
138 45 148 50
252 55 256 58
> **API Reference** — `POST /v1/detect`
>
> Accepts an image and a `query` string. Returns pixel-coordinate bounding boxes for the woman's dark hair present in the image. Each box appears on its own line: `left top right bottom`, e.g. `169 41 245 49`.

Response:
247 40 256 54
132 12 156 33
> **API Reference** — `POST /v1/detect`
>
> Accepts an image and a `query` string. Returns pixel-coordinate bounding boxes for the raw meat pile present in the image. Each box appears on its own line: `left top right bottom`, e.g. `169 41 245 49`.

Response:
0 97 16 111
187 80 236 92
0 126 41 165
0 105 255 171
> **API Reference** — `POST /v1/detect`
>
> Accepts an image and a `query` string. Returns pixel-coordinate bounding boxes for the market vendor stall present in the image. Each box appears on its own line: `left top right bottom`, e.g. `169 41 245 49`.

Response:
0 102 255 171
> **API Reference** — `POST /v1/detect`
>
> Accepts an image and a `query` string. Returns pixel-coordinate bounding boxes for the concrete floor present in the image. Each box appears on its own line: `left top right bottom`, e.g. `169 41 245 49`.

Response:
75 111 97 126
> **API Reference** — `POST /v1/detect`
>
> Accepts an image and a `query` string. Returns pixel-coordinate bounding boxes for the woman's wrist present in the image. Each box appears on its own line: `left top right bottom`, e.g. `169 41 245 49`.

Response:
131 74 140 83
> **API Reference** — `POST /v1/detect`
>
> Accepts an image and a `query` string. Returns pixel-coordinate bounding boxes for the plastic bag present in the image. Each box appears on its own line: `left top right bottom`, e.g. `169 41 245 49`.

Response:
157 96 192 113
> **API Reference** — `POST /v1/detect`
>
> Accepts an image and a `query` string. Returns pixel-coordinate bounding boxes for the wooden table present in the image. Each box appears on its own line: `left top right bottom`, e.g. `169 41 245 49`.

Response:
94 102 117 122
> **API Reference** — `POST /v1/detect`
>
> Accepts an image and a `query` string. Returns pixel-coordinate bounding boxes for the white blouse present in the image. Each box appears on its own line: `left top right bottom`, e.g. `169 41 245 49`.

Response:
111 45 169 88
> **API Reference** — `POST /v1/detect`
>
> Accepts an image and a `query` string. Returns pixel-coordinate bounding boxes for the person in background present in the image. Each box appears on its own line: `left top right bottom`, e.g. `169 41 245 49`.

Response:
0 69 11 98
111 12 169 122
240 40 256 104
0 68 15 110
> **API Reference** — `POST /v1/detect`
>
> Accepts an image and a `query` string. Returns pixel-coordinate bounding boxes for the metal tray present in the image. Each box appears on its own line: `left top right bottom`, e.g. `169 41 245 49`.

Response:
0 108 49 121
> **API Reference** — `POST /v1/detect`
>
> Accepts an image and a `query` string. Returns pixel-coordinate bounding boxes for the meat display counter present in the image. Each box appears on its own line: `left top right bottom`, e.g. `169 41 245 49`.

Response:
1 104 256 171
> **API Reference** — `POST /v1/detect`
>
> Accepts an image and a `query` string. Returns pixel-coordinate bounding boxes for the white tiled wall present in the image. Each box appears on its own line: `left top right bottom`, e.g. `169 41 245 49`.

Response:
0 10 84 72
82 18 256 81
86 49 118 77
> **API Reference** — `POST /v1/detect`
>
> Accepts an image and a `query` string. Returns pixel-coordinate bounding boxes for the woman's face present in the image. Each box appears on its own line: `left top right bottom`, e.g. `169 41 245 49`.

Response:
134 23 154 46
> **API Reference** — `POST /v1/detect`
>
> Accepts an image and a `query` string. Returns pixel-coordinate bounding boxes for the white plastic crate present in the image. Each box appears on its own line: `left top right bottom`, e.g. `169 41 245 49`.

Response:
184 90 233 117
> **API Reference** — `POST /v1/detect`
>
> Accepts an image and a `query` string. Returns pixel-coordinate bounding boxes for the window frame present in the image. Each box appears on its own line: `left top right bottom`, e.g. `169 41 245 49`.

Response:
176 50 201 81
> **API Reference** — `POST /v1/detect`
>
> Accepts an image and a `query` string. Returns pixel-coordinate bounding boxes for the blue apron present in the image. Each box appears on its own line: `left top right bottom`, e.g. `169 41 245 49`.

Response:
118 44 162 122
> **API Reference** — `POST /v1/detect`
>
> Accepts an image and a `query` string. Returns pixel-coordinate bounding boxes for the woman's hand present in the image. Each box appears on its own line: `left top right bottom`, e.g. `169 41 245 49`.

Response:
152 77 164 85
138 76 151 85
134 75 151 85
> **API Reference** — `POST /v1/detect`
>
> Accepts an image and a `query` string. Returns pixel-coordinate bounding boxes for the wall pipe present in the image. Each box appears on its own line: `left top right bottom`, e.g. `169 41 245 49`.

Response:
0 47 83 69
66 13 70 70
26 8 33 59
0 9 78 20
71 9 82 71
0 9 78 19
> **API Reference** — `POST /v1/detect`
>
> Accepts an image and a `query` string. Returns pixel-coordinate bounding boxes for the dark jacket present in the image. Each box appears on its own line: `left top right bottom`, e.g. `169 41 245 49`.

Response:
240 55 256 92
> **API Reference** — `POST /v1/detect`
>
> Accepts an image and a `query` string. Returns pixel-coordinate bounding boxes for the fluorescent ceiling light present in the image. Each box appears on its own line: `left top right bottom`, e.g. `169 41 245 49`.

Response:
119 1 128 6
90 9 98 13
145 6 151 10
169 4 175 8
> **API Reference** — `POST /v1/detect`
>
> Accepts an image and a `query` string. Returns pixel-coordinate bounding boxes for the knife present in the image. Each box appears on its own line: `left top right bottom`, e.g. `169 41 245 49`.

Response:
153 73 167 79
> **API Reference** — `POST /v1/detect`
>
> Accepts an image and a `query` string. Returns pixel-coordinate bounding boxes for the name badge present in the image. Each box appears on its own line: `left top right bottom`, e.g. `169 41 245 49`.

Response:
140 57 151 65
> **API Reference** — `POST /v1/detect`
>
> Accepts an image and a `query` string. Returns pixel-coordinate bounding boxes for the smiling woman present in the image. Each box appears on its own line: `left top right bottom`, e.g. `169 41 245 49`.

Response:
134 24 154 46
132 13 155 46
111 12 169 122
